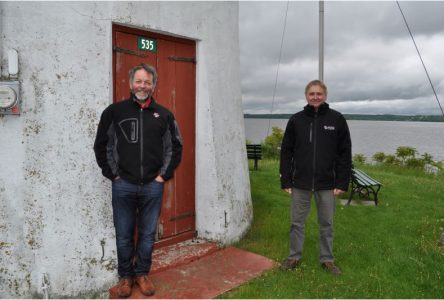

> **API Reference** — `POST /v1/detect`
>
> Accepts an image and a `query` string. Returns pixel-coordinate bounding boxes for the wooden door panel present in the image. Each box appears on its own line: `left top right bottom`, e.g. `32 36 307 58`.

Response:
156 38 177 239
172 42 196 232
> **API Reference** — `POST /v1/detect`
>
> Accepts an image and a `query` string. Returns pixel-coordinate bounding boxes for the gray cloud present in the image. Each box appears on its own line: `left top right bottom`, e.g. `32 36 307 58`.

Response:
240 1 444 115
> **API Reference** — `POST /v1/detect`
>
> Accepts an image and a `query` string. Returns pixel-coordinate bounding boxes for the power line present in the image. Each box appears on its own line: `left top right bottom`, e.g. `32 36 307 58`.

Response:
396 1 444 117
267 0 290 138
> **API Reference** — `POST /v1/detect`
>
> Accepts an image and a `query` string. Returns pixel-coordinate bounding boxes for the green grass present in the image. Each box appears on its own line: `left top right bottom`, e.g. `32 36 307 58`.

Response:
221 160 444 298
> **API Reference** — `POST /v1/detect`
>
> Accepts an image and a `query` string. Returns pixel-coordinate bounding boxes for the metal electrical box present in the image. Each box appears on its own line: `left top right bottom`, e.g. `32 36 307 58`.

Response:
0 81 20 115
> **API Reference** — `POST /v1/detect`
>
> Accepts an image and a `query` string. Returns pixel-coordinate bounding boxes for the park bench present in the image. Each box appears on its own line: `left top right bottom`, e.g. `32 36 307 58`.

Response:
347 168 382 206
246 144 262 170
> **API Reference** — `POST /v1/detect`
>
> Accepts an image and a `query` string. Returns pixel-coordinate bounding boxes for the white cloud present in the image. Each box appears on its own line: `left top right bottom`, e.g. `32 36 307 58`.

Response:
240 1 444 115
331 96 444 115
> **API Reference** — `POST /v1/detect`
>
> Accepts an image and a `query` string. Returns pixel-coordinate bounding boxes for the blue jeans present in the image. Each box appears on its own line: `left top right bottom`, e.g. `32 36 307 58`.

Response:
112 178 164 278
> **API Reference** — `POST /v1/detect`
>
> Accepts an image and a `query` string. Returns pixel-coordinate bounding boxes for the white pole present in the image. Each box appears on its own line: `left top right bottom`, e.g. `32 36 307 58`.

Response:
319 0 324 82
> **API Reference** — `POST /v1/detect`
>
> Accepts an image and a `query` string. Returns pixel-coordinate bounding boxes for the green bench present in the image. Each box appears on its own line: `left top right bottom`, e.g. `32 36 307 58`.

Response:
347 168 382 206
246 144 262 170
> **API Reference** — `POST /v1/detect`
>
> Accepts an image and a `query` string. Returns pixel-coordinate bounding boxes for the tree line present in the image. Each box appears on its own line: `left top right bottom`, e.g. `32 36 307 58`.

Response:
244 114 444 122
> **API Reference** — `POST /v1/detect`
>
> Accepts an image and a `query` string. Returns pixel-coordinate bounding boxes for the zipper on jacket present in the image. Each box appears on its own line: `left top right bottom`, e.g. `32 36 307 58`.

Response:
309 122 313 143
311 113 318 191
140 108 144 184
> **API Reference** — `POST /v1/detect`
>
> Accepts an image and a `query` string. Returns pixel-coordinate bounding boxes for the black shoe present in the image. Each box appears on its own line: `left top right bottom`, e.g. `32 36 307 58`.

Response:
281 258 301 270
321 261 342 275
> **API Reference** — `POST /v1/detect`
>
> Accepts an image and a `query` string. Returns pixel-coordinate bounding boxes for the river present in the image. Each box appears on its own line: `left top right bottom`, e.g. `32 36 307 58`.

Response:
244 119 444 162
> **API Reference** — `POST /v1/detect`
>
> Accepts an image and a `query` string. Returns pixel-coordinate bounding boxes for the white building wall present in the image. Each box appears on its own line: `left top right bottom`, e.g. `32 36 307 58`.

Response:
0 2 252 297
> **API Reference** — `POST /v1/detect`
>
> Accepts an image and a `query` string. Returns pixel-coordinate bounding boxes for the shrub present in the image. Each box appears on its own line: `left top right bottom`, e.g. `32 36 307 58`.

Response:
384 154 400 165
354 147 442 174
405 157 425 169
261 144 279 159
353 154 366 165
373 152 386 164
396 146 417 165
421 152 433 165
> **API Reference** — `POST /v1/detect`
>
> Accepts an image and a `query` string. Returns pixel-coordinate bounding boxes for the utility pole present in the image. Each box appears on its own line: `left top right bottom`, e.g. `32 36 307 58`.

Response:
319 0 324 82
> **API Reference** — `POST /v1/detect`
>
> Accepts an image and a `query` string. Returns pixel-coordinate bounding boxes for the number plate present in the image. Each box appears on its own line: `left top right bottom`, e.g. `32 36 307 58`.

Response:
137 37 157 52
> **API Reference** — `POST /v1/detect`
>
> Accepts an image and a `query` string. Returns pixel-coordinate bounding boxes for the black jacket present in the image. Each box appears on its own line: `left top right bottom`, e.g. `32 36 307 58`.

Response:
280 103 352 191
94 96 182 184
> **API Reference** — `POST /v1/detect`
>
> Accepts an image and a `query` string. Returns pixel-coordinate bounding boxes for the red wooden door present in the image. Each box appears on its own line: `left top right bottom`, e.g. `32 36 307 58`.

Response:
113 25 196 246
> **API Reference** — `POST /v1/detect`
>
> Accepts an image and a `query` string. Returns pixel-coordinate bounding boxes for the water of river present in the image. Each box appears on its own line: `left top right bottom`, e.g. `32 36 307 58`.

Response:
244 119 444 162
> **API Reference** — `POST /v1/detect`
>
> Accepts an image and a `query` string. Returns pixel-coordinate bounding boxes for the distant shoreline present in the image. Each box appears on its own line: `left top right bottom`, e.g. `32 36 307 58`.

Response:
244 114 444 122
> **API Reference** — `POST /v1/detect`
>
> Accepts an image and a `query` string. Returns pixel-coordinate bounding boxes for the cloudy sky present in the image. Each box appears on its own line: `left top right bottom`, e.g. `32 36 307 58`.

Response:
239 1 444 115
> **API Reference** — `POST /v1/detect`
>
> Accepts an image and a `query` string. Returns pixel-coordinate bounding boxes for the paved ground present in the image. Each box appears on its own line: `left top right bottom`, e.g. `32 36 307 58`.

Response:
109 240 276 299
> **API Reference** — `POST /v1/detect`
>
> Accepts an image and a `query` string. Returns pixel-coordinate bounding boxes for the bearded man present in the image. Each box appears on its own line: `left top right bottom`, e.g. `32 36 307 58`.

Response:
94 64 182 297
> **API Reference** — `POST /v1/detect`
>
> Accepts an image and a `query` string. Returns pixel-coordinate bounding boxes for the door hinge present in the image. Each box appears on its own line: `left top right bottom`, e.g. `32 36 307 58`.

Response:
113 46 149 57
168 56 197 64
169 211 195 221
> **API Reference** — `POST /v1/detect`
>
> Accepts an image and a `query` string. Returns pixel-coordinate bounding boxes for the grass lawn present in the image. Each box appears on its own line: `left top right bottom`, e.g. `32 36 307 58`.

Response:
222 159 444 298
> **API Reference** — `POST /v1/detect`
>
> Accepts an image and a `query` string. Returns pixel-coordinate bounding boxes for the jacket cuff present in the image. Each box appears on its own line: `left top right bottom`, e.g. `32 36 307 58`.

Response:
335 184 349 192
281 181 292 189
102 170 115 181
160 173 171 181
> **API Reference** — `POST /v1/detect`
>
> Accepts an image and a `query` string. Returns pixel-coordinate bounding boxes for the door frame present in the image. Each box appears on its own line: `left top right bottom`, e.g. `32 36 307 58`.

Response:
112 23 197 248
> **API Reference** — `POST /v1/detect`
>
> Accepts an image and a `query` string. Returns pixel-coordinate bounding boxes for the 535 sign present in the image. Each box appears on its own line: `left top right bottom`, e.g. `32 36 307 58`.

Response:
138 37 157 52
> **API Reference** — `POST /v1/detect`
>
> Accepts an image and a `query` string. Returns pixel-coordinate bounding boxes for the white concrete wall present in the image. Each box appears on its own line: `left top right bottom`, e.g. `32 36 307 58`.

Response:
0 2 252 298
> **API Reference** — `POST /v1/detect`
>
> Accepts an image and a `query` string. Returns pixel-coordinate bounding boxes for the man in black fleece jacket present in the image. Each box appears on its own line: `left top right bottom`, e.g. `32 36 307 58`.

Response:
280 80 351 275
94 64 182 297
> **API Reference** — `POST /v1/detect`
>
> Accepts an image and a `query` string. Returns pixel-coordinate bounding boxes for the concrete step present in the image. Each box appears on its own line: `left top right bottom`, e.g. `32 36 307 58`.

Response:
151 239 220 274
109 240 275 299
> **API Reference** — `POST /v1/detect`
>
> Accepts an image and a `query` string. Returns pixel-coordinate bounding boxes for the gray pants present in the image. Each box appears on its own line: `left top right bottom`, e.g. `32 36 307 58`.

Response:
288 188 336 263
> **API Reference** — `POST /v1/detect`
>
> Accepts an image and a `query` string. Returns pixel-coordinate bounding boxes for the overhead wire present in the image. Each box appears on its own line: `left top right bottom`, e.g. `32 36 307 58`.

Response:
266 0 290 138
396 1 444 117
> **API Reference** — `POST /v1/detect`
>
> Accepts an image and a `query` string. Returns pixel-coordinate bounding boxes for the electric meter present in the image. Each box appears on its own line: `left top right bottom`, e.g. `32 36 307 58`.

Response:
0 86 17 109
0 81 20 115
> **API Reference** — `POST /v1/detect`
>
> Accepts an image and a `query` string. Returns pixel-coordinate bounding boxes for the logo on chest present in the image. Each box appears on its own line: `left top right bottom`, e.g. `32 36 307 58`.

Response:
323 125 335 131
153 112 160 118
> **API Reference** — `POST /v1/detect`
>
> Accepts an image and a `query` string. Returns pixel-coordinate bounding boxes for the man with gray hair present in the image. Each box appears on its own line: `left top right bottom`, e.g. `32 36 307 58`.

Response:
280 80 351 275
94 64 182 297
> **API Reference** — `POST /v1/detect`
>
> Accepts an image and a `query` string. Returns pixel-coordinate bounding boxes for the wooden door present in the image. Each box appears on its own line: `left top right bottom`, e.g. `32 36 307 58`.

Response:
113 25 196 247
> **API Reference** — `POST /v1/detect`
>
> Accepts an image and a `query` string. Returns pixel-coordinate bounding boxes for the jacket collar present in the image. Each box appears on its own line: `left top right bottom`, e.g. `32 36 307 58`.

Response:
303 102 329 117
130 93 157 110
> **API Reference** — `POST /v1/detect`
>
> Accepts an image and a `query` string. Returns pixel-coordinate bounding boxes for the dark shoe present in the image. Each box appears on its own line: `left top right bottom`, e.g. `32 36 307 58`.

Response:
280 258 301 270
136 275 155 296
321 261 342 275
117 277 133 297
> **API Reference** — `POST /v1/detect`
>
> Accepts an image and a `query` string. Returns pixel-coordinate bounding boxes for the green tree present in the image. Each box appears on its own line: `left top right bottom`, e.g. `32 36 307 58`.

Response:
264 127 284 148
262 127 284 159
